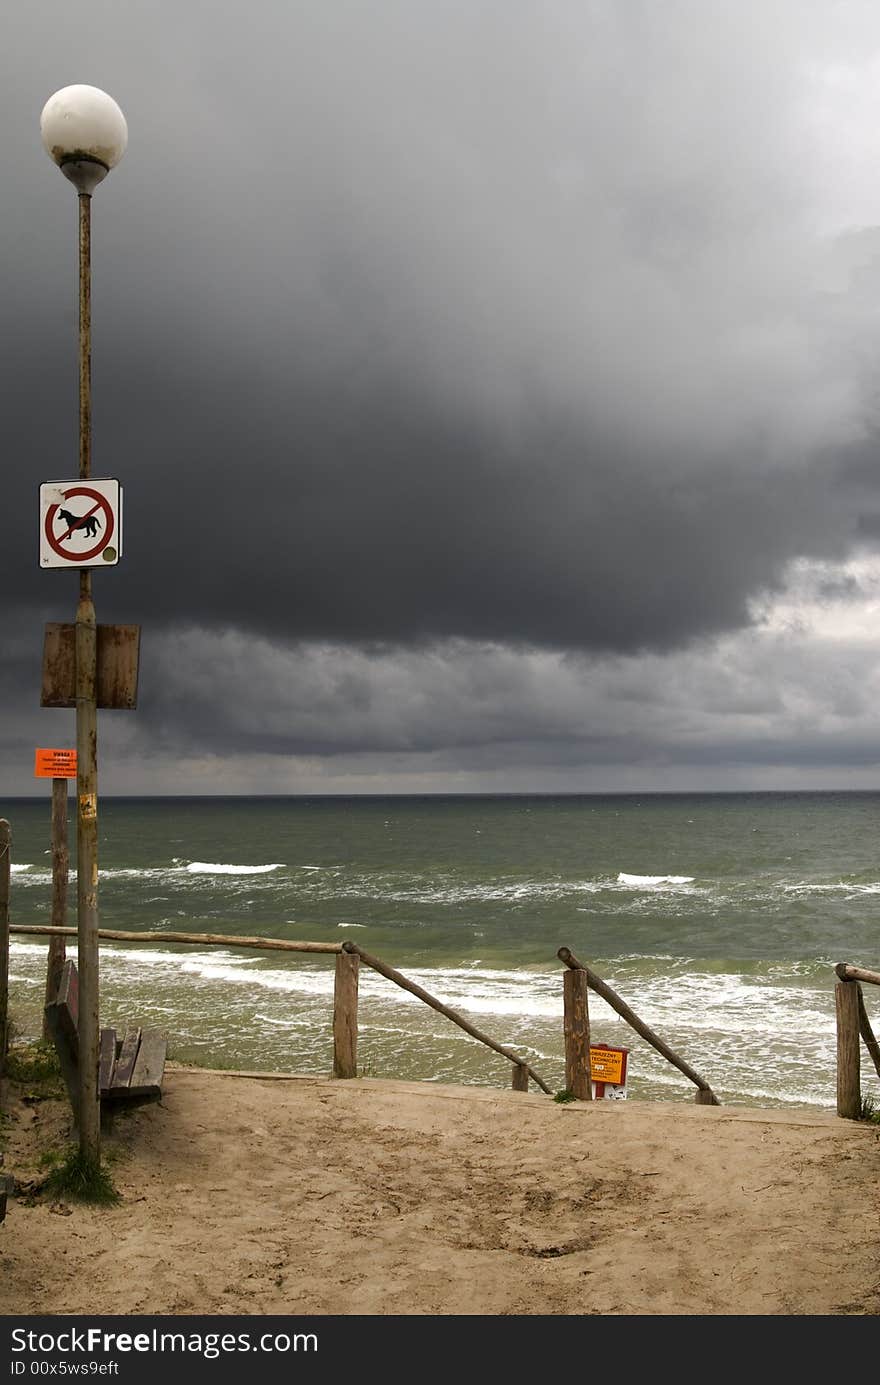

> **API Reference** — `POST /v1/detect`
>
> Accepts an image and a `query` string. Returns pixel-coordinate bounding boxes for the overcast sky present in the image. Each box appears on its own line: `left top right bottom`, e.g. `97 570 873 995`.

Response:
6 2 880 794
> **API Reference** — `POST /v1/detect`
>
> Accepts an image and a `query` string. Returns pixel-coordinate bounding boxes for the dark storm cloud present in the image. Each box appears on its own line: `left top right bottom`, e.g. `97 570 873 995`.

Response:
10 3 880 795
4 1 880 660
97 587 880 770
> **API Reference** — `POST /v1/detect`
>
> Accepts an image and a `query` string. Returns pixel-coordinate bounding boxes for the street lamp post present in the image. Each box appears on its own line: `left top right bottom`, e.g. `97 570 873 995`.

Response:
40 85 127 1167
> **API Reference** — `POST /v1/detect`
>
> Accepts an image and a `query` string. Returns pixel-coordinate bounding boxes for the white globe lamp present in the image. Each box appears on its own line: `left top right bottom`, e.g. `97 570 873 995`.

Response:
40 84 127 194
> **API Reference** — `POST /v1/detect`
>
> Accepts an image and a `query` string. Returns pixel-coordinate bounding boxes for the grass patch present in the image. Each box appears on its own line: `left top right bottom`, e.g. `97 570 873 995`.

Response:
553 1088 577 1104
859 1092 880 1124
4 1043 65 1100
43 1147 120 1205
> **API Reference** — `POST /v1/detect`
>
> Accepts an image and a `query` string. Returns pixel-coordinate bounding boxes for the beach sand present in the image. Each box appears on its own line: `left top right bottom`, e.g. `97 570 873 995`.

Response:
2 1066 879 1316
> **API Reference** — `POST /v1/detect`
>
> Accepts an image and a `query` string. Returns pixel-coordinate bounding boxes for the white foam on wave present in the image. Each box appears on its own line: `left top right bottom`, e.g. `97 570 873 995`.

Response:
10 861 290 885
381 880 576 904
13 941 821 1034
176 955 331 994
10 937 834 1030
380 877 647 904
6 940 839 1107
7 868 53 886
617 872 695 887
10 939 564 1018
102 867 182 880
404 967 564 1020
184 862 285 876
254 1012 314 1031
783 879 880 896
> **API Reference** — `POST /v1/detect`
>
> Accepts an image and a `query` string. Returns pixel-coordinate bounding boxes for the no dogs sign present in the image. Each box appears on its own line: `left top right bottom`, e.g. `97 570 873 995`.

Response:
39 479 122 568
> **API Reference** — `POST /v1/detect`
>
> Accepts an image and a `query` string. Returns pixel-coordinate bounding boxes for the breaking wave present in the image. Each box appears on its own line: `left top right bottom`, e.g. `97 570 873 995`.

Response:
183 862 285 876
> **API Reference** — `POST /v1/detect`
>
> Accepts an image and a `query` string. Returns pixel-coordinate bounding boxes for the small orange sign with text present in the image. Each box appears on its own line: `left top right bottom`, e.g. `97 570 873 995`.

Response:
589 1045 627 1085
34 747 77 779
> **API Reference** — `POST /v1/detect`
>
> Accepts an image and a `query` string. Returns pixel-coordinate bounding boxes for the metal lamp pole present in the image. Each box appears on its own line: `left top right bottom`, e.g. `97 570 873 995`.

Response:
41 86 127 1166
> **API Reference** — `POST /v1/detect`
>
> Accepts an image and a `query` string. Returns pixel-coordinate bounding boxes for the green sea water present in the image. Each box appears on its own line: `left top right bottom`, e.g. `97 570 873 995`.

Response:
5 792 880 1108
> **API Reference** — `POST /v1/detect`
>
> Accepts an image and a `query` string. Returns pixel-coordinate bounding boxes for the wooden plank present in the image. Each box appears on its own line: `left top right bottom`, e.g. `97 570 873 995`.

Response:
43 1001 80 1119
53 959 79 1046
56 957 78 1016
127 1030 167 1098
110 1027 142 1092
45 958 163 1108
511 1063 529 1091
98 1028 118 1097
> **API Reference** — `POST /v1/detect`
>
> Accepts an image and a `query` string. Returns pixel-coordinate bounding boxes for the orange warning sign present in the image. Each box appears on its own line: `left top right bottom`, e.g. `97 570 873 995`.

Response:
590 1045 627 1085
34 748 77 779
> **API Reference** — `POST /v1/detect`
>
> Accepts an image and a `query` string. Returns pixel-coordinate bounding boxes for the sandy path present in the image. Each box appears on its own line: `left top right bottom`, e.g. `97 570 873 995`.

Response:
2 1068 879 1316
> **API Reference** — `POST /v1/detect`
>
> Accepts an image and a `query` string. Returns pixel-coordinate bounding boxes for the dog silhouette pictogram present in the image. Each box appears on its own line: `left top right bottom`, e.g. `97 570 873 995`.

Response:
57 507 102 539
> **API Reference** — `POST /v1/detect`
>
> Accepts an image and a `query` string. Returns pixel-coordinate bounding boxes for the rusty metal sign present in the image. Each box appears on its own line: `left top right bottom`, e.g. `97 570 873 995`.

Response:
40 622 140 709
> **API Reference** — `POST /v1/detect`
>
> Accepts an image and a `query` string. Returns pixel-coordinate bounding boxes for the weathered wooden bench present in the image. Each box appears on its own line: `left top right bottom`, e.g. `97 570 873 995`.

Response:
44 959 167 1113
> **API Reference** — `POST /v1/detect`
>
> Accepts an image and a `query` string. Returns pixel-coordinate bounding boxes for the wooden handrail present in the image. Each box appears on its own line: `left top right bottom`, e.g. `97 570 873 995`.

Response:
835 962 880 988
857 988 880 1082
9 923 549 1094
558 946 719 1104
342 941 552 1094
9 924 343 954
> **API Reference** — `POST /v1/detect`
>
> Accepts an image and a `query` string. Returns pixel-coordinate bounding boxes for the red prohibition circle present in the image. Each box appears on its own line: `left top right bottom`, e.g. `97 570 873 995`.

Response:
44 486 115 563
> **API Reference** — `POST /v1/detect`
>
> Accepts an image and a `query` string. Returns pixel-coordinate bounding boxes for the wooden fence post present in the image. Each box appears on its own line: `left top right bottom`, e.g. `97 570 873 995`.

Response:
333 948 359 1078
836 979 861 1119
43 780 69 1038
0 819 9 1076
511 1062 529 1091
563 965 592 1101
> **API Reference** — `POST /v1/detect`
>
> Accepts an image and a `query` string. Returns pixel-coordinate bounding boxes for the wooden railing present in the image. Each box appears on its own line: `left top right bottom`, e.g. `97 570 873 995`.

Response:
834 962 880 1119
338 941 551 1091
5 922 725 1105
5 923 551 1095
557 947 720 1105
